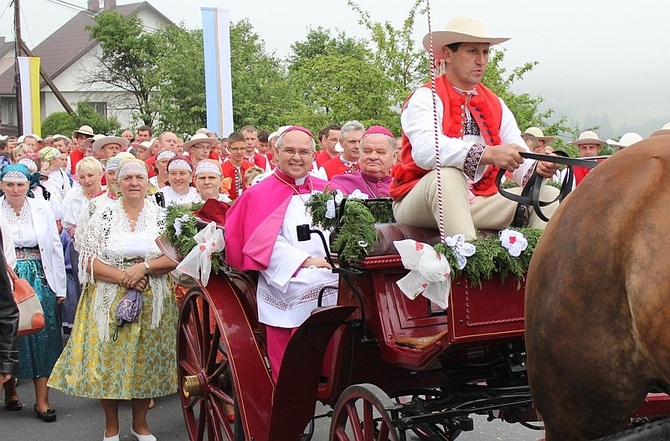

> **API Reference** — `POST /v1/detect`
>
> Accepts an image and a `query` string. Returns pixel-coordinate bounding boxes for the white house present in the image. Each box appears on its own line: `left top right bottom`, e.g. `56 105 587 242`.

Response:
0 0 173 135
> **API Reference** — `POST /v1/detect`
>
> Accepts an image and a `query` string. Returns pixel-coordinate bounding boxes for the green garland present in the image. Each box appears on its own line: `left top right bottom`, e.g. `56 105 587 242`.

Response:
164 203 227 275
434 227 542 288
305 190 378 263
306 190 542 285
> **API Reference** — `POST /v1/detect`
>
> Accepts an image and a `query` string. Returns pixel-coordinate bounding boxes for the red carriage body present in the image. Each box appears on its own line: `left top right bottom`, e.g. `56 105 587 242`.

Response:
161 220 670 441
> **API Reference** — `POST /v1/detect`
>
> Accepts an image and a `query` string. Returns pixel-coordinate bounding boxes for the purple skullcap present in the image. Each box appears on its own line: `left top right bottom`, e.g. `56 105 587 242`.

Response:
363 125 394 138
281 125 314 139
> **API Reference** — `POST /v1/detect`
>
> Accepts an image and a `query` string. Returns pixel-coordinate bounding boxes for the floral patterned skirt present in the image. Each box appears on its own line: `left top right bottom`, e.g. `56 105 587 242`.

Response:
48 281 178 400
15 258 62 378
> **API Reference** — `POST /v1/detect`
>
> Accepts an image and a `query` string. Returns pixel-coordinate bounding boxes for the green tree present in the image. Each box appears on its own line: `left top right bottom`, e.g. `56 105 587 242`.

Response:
288 27 370 72
152 25 207 137
229 19 297 131
288 54 400 134
86 11 161 126
347 0 428 104
41 101 120 136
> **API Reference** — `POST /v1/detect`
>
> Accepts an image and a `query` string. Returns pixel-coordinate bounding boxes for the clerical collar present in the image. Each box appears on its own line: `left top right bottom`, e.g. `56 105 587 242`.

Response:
273 169 313 196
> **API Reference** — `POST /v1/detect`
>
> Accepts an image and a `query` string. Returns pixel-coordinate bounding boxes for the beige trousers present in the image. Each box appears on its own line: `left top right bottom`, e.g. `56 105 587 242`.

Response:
392 167 560 239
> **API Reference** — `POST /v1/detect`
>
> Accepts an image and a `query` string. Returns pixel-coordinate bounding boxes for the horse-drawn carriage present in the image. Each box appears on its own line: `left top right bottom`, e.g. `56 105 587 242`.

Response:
159 141 670 441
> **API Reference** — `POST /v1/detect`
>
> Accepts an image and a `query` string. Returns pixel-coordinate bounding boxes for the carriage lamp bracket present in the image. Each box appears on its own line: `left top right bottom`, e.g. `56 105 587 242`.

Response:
297 224 375 345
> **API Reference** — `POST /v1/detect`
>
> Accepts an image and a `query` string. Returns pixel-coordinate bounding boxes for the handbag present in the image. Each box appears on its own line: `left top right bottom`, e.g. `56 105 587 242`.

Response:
6 264 45 337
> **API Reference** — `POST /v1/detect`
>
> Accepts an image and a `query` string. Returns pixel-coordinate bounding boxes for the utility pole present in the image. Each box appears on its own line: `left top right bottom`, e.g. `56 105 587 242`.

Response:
14 0 22 135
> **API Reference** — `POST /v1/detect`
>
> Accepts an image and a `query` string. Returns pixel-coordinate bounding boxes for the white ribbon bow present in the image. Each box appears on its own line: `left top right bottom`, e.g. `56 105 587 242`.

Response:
499 229 528 257
393 240 451 309
444 234 476 270
348 189 370 200
176 221 225 287
325 190 344 219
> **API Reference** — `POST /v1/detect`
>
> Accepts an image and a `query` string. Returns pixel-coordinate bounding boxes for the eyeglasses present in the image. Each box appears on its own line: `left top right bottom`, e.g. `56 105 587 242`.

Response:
281 148 313 158
192 144 212 150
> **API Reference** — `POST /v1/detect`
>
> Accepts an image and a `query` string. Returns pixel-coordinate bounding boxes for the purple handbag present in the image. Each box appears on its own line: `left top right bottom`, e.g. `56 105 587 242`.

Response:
112 288 143 340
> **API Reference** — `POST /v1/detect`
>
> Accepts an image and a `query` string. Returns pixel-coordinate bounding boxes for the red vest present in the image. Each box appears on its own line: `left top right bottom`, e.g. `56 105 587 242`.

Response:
390 76 503 199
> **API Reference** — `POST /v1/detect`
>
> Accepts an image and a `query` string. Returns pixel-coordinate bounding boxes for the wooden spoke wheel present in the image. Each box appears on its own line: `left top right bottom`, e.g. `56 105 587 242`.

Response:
178 288 243 441
330 383 401 441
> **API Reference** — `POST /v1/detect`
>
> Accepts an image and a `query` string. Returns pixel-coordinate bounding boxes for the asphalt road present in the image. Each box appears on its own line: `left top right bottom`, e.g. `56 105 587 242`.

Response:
1 383 543 441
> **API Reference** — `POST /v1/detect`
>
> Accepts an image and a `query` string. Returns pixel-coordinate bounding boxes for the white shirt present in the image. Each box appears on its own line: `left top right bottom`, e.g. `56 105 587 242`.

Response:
401 86 534 185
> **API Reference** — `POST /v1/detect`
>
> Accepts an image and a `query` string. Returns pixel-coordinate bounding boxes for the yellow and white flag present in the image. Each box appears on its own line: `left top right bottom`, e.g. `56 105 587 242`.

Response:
17 56 41 136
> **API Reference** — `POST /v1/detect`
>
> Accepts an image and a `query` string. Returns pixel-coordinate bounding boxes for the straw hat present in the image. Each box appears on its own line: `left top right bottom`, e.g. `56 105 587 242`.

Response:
569 131 606 146
72 125 95 138
183 133 218 151
650 122 670 138
524 127 555 144
92 136 129 153
423 16 510 59
606 132 643 149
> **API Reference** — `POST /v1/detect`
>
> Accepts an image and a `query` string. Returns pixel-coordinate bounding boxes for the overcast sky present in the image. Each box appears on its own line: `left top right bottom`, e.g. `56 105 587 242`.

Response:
2 0 669 139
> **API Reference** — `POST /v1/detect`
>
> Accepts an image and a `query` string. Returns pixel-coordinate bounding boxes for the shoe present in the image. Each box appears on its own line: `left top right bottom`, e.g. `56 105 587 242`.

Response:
33 404 57 422
103 432 120 441
4 399 23 411
131 428 156 441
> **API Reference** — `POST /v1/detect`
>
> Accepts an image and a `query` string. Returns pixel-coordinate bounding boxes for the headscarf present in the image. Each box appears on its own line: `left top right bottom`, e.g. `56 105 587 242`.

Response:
194 159 222 176
38 146 62 163
117 158 149 179
0 164 31 183
0 163 39 198
167 157 193 173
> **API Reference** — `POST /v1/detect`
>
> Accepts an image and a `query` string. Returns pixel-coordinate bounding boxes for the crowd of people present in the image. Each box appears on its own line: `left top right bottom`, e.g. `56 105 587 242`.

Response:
0 13 669 441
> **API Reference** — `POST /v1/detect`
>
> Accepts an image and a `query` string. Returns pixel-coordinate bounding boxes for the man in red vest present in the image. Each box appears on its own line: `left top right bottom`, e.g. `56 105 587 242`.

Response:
568 130 606 186
391 16 559 239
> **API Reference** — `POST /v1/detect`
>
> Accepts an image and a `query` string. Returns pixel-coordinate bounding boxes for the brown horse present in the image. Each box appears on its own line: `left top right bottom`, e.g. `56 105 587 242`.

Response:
525 136 670 441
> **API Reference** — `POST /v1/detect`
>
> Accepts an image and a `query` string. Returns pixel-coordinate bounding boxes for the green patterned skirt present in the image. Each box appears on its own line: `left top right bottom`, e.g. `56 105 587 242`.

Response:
48 281 178 400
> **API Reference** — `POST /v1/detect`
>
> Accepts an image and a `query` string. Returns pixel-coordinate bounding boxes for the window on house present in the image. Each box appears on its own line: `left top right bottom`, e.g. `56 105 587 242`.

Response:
89 101 107 117
0 98 17 126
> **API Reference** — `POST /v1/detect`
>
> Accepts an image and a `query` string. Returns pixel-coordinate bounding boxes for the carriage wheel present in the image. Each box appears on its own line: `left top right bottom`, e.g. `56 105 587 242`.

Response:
178 287 243 441
330 383 401 441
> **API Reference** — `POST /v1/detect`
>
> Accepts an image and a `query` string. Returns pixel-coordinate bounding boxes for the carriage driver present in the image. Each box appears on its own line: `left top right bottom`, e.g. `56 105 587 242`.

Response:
391 16 560 239
224 126 341 383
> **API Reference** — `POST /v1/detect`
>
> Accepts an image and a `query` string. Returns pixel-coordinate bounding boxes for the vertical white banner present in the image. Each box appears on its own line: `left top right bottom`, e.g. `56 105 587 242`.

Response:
202 7 234 138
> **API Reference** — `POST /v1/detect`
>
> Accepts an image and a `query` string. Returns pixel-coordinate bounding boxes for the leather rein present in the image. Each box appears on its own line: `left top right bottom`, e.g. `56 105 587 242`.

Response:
496 151 604 227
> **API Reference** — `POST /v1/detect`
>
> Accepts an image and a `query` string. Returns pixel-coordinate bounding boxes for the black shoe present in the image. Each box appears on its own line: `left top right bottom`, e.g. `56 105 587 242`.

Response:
34 405 57 422
4 399 23 411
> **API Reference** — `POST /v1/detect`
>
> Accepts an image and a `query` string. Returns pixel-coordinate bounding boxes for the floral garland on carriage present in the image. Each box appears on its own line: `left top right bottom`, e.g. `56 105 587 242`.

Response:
162 190 542 295
304 189 542 290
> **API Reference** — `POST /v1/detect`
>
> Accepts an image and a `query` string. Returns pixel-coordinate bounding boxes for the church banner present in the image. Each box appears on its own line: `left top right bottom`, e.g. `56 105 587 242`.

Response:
201 7 234 139
17 56 41 136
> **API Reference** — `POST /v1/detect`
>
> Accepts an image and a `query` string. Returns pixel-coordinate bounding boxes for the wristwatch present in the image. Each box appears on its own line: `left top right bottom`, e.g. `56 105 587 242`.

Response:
143 261 151 273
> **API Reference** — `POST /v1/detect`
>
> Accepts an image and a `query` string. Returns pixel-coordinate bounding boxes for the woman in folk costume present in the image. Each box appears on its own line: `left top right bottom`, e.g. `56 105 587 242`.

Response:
0 164 66 422
49 158 178 441
148 149 175 190
38 146 72 203
159 156 198 207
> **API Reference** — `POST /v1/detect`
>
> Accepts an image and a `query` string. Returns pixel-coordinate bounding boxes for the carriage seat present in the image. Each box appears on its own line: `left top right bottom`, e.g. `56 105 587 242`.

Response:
368 223 442 257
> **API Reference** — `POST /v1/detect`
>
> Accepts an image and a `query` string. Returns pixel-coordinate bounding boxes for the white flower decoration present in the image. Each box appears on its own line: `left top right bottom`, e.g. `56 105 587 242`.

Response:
325 190 344 219
348 189 369 200
499 229 528 257
173 214 191 237
393 240 452 309
444 234 476 270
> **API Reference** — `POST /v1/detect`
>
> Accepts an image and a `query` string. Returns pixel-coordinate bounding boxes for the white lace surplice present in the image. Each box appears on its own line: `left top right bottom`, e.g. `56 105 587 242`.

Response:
257 196 339 328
